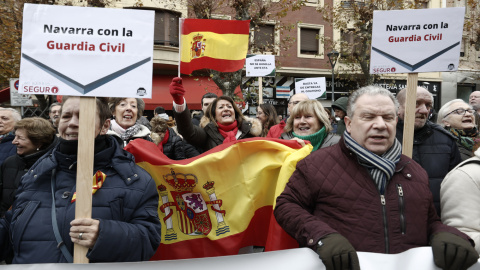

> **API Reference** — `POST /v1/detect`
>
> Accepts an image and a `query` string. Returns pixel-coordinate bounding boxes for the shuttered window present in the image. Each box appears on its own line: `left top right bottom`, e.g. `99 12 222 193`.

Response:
254 25 275 51
154 10 180 47
300 28 319 55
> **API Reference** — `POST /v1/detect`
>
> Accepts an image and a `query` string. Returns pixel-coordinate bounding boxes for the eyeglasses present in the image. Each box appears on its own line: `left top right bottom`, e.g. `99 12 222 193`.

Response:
289 101 301 105
444 108 475 118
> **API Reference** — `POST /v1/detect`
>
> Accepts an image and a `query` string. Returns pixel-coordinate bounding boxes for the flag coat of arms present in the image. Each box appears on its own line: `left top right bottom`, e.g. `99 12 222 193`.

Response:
125 138 311 259
180 19 250 75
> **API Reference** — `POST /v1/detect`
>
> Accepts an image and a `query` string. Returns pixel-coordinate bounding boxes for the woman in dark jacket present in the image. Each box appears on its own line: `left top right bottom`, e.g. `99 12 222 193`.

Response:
170 77 262 152
280 100 340 151
0 96 161 264
150 116 199 159
0 117 58 217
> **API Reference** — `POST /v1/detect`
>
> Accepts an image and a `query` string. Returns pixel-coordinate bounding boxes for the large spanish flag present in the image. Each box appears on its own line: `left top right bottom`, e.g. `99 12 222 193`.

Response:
180 19 250 75
125 138 311 260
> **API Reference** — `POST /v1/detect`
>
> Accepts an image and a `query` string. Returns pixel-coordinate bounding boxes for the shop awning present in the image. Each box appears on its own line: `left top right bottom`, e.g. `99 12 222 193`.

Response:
0 87 10 103
146 75 242 110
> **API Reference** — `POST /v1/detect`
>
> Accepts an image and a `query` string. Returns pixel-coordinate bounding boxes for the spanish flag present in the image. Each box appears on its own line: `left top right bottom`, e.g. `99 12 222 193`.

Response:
180 19 250 75
125 138 311 259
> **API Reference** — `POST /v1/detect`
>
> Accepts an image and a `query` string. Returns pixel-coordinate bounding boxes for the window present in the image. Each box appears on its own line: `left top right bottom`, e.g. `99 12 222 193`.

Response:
305 0 324 5
254 25 274 51
297 24 324 58
460 39 466 58
340 29 361 57
154 10 180 47
251 22 279 54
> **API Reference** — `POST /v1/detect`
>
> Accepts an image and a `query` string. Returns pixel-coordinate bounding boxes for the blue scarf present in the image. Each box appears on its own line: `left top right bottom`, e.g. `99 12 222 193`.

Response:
344 130 402 194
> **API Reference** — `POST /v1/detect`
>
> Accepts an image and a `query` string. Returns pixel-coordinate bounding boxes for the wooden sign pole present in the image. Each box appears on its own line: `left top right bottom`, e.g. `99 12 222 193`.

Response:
401 73 418 158
258 77 263 105
73 97 97 263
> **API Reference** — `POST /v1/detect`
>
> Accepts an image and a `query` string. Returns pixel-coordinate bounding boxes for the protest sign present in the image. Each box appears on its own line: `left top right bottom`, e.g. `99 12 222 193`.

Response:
246 55 276 77
10 78 32 106
19 4 154 98
370 7 465 74
295 77 326 99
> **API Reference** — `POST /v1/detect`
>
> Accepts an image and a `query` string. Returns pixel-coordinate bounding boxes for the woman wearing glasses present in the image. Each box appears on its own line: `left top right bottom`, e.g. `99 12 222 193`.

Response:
437 99 480 160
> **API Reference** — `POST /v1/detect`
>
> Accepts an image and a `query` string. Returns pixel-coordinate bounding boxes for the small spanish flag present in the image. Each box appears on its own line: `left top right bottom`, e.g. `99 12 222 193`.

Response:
71 171 107 203
180 19 250 75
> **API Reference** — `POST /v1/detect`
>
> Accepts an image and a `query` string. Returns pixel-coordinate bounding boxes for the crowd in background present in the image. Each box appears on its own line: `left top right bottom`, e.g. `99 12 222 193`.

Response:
0 81 479 269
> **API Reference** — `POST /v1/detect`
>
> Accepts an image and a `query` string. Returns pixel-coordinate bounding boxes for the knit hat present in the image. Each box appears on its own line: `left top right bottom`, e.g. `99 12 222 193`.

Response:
332 97 348 112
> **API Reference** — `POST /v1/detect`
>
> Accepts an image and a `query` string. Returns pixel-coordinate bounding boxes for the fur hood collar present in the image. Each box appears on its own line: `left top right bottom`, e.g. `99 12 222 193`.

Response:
200 115 262 137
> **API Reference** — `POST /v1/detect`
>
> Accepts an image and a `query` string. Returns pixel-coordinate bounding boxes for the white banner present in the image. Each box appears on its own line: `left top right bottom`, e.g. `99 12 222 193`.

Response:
295 77 326 99
2 247 480 270
9 78 32 106
370 7 465 74
246 55 276 77
19 4 154 98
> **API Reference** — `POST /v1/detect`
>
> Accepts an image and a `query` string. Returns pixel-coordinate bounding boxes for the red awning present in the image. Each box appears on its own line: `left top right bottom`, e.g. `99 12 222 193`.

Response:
0 87 10 103
146 75 242 110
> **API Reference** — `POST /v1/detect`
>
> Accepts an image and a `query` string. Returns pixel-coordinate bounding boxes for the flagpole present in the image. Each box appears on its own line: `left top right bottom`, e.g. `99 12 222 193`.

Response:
178 18 183 78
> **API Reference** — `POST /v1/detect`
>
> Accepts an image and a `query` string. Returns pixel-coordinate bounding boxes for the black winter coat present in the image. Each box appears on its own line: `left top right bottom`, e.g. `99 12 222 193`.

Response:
396 120 461 216
0 136 59 217
161 128 200 160
0 134 16 166
174 106 262 152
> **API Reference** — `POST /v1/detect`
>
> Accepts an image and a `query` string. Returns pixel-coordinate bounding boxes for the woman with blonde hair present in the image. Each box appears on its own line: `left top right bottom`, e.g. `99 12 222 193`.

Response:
280 100 340 151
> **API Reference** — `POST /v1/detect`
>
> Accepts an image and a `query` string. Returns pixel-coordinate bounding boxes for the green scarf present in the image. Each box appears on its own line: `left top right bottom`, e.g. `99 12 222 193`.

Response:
445 126 480 152
293 126 327 152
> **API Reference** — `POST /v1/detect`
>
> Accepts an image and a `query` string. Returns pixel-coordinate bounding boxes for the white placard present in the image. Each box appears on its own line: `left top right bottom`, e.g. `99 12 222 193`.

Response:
370 7 465 74
246 55 276 77
295 77 326 99
10 78 32 106
19 4 154 98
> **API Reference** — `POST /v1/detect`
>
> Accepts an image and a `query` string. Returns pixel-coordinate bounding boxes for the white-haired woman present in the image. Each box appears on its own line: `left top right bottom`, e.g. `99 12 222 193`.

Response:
437 99 480 160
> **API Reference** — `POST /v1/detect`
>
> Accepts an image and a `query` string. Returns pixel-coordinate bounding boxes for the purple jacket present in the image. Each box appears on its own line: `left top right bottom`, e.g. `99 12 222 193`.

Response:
274 137 470 254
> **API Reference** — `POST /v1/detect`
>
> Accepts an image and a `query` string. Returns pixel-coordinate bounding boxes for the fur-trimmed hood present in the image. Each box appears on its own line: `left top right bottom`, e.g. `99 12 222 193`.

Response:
199 115 263 137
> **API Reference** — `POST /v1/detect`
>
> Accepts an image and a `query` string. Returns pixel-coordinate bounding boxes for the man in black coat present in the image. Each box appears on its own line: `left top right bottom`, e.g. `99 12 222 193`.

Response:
192 92 217 126
396 87 461 216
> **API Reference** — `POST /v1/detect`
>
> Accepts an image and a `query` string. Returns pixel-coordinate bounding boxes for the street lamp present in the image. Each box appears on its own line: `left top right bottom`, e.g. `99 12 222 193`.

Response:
327 50 340 117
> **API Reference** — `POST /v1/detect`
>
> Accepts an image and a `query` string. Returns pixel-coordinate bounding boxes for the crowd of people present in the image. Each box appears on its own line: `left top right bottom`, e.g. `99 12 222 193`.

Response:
0 78 479 269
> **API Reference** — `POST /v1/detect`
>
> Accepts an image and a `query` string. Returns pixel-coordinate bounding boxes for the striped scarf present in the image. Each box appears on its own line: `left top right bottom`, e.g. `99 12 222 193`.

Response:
344 131 402 194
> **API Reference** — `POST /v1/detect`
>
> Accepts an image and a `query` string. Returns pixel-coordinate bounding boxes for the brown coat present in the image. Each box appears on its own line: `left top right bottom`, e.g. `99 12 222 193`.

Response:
274 137 470 254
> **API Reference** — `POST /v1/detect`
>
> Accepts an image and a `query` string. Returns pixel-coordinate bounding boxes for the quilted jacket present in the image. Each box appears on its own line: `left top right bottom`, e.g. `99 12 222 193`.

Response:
396 120 461 216
275 137 469 254
0 135 161 263
0 133 16 166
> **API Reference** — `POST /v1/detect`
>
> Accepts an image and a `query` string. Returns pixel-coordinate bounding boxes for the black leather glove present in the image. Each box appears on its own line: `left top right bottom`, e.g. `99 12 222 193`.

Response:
431 232 479 270
316 233 360 270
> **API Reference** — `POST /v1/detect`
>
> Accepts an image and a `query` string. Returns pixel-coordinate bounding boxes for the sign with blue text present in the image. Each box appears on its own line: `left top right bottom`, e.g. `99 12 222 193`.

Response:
19 4 154 98
370 7 465 74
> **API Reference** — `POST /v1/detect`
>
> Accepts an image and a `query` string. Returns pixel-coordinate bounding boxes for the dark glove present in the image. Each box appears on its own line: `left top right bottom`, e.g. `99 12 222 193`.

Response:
316 233 360 270
431 232 479 270
169 77 185 105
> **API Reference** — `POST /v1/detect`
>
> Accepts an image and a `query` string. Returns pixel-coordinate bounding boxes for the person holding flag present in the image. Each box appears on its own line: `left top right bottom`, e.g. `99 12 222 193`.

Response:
170 78 262 152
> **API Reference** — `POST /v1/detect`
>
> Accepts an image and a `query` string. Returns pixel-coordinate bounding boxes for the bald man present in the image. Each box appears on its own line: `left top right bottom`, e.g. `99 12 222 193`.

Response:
396 87 461 216
267 93 309 138
469 91 480 128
